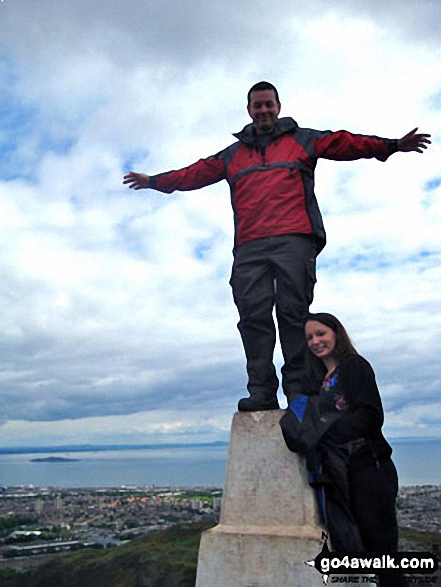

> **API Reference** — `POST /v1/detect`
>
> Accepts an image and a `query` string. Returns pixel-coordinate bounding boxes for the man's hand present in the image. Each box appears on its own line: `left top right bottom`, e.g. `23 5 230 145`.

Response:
397 128 431 153
123 172 151 190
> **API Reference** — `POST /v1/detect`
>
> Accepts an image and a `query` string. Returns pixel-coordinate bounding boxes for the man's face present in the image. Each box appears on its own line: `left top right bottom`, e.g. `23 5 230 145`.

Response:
247 89 281 135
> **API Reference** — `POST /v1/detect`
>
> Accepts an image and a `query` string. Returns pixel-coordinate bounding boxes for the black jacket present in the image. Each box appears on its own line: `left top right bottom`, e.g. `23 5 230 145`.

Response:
280 354 392 459
280 355 392 550
322 354 392 459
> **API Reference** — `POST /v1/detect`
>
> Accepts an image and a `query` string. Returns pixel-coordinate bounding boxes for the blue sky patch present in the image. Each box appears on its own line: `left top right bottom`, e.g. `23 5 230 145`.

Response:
194 240 213 260
428 89 441 110
122 151 150 174
424 177 441 191
0 70 76 180
318 248 439 274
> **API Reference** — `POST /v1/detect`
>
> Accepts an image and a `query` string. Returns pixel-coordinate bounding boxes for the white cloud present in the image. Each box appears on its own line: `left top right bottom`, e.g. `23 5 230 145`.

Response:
0 1 440 448
0 409 231 447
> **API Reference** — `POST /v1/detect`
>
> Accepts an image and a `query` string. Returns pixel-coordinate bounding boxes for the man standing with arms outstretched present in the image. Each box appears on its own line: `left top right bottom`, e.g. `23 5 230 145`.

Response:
124 81 430 412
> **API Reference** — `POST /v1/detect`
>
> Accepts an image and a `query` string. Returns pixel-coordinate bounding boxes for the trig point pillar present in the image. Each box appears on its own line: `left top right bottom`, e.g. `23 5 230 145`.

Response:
195 410 324 587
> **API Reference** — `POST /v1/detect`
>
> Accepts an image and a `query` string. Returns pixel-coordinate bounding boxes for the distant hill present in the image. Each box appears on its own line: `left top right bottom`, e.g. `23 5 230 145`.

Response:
0 522 214 587
0 441 228 455
30 457 78 463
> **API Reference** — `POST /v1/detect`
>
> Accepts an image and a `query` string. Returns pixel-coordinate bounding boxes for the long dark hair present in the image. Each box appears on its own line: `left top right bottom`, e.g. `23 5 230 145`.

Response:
306 312 358 388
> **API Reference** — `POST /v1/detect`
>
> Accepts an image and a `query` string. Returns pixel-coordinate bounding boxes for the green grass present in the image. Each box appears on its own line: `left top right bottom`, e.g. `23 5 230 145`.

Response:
0 522 215 587
399 527 441 552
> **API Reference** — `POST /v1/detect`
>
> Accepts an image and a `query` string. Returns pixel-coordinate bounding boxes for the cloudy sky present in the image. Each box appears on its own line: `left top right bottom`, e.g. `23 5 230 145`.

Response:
0 0 440 449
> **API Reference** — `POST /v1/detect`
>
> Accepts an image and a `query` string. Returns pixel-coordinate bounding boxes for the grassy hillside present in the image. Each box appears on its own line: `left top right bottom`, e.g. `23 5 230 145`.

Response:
2 524 437 587
0 522 215 587
399 527 441 553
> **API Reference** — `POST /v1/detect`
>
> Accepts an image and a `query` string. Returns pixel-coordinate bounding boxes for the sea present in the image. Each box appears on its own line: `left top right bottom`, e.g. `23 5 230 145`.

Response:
0 439 440 489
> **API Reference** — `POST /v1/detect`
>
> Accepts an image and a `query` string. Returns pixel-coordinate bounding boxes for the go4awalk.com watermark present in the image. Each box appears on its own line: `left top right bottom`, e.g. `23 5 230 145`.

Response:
306 539 439 585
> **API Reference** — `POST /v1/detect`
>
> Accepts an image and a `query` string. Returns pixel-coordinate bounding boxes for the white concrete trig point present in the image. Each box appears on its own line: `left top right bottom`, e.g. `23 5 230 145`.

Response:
195 410 325 587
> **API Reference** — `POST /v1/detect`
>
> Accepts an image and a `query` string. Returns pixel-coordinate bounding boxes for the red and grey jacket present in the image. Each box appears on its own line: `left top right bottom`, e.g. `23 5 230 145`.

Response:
149 117 398 252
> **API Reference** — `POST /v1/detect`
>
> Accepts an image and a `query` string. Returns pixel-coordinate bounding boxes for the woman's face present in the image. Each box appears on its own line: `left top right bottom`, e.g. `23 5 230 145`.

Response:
305 320 337 361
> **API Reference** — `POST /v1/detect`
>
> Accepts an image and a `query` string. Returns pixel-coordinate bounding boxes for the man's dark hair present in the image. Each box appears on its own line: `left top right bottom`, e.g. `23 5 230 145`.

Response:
247 81 280 106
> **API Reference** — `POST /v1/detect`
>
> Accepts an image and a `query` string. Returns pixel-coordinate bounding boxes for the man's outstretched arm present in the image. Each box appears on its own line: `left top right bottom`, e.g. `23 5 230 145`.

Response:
397 127 431 153
122 153 227 194
314 125 432 162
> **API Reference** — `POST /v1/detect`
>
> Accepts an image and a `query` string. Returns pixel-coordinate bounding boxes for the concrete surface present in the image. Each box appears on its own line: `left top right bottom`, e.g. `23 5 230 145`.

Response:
195 410 325 587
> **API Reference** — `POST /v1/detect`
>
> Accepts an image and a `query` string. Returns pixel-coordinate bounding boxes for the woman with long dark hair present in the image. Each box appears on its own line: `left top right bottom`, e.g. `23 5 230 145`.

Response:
305 312 407 587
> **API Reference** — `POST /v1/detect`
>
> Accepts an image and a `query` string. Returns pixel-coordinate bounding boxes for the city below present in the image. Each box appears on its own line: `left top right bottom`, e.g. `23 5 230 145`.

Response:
0 485 221 569
0 484 440 571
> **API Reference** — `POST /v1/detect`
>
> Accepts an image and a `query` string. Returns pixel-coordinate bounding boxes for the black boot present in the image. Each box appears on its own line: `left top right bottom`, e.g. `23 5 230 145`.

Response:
238 394 280 412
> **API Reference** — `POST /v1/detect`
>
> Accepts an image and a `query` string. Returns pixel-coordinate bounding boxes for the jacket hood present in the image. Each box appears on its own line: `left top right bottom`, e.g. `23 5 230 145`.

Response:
233 116 298 145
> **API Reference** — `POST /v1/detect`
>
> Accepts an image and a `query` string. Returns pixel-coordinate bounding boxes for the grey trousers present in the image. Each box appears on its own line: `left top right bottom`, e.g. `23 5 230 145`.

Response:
229 234 317 400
